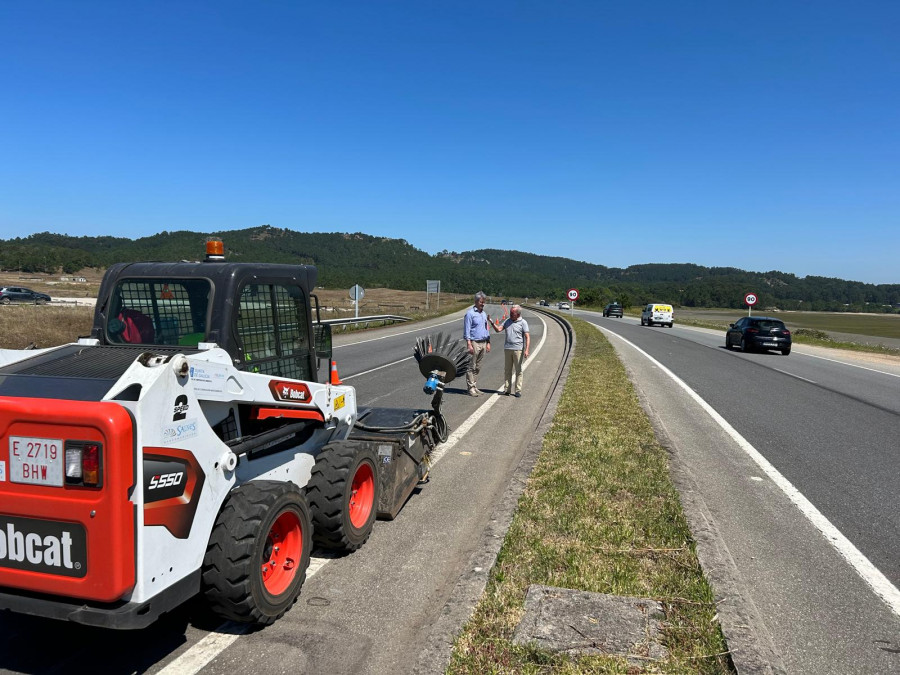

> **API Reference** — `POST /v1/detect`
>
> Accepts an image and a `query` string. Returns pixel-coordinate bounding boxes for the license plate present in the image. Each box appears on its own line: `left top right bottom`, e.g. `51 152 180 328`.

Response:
9 436 64 486
762 342 777 347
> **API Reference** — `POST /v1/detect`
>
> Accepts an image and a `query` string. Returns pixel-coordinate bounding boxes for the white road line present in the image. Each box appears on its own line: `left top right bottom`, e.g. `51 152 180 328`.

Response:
772 367 816 383
645 319 900 380
159 314 549 674
342 356 415 380
601 326 900 619
157 627 248 674
333 317 460 348
799 351 900 378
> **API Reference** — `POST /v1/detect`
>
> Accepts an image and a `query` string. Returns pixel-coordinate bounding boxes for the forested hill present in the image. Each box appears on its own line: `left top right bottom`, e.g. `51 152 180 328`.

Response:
2 226 898 311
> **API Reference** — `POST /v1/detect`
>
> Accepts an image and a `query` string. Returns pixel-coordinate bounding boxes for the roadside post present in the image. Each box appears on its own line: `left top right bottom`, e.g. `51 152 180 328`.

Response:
350 284 365 318
744 292 757 317
567 288 579 312
426 280 440 310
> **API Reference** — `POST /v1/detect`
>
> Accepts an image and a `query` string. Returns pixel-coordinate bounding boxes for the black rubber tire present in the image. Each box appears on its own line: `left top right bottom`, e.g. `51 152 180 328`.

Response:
741 338 750 353
0 297 9 305
725 338 732 350
307 442 380 552
201 481 311 625
782 348 791 355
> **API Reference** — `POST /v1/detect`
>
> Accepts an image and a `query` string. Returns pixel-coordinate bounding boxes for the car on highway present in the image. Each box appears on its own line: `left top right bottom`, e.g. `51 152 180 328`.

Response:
0 286 51 305
640 303 673 327
603 303 623 318
557 302 571 310
538 300 549 306
726 316 792 355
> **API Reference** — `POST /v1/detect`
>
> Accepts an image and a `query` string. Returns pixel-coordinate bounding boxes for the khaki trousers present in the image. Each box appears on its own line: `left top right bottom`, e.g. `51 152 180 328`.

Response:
503 349 524 393
466 341 488 390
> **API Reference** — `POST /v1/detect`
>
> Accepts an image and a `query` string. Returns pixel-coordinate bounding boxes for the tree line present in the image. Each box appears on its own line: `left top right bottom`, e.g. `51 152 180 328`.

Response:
2 226 898 312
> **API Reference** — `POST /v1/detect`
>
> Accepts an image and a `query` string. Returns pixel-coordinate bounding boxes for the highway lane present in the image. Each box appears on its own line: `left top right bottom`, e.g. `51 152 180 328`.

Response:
574 308 900 673
169 307 563 675
0 308 563 675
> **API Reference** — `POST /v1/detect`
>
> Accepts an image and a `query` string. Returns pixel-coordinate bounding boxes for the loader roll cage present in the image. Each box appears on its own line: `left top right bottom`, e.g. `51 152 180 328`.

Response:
90 261 333 383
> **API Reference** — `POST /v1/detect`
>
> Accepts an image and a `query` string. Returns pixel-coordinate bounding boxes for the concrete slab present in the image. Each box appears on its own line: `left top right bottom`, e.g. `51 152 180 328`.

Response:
512 584 668 663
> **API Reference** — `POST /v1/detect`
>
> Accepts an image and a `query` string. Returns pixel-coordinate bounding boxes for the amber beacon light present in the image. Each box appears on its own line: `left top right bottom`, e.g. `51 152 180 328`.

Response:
205 239 225 261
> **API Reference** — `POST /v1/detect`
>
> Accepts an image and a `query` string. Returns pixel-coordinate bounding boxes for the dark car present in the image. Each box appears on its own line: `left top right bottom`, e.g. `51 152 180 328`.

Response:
0 286 51 305
603 303 623 318
725 316 792 355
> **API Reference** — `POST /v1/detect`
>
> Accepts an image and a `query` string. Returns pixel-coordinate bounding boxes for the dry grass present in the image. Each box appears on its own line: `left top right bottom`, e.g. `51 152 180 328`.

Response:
0 305 95 349
312 287 469 319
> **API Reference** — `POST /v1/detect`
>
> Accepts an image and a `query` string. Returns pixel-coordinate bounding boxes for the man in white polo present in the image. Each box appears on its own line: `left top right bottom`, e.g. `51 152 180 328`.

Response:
489 304 530 397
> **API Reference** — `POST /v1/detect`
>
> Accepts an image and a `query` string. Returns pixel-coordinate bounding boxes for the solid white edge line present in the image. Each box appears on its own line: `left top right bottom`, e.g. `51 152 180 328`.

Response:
161 313 549 674
799 351 900 378
333 317 460 348
157 629 247 674
600 325 900 618
614 315 900 380
771 367 816 384
342 356 414 380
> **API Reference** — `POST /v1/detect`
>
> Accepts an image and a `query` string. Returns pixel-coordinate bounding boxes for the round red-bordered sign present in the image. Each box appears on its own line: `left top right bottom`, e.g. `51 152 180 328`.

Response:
744 293 758 306
567 288 579 301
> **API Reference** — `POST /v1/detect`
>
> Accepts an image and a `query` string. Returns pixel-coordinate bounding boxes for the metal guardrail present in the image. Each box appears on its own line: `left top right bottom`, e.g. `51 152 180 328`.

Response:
319 314 410 329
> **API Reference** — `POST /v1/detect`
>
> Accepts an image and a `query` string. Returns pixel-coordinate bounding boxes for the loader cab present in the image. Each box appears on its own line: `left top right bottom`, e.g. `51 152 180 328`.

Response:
92 259 331 383
236 281 316 381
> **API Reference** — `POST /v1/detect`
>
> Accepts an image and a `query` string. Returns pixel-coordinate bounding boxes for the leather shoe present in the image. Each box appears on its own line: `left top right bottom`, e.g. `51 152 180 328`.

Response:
514 392 521 398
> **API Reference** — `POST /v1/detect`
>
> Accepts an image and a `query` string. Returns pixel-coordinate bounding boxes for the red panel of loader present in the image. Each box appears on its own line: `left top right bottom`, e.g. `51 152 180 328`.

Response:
0 397 136 602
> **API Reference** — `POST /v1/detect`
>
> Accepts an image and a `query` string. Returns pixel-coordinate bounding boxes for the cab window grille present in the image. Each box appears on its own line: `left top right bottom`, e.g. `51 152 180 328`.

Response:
237 284 313 381
108 279 210 346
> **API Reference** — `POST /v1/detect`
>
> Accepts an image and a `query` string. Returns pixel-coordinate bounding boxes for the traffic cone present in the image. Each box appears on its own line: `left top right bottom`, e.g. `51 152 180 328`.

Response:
330 360 342 385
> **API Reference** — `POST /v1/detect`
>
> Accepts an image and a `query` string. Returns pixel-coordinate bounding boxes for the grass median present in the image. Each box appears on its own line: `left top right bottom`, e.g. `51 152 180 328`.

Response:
447 317 731 674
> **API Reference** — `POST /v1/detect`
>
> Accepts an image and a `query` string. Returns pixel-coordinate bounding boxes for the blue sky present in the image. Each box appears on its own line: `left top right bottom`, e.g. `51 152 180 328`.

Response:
2 1 898 284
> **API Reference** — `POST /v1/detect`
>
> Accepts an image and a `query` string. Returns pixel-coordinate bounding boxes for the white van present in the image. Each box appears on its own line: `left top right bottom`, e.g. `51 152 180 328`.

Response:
641 303 674 327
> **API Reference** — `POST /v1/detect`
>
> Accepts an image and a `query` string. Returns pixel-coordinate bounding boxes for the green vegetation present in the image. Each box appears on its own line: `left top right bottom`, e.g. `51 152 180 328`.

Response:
448 318 731 674
2 226 898 311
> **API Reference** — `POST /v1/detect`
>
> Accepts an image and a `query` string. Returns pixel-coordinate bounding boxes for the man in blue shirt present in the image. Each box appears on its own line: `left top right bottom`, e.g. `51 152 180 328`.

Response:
463 291 491 396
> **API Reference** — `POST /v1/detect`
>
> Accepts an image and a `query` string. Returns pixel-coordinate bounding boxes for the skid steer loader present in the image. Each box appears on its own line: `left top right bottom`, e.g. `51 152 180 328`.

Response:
0 241 454 628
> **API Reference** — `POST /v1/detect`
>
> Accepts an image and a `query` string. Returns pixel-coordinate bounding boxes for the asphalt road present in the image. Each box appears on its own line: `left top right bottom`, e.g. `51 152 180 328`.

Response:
4 307 899 674
572 309 900 674
0 307 571 675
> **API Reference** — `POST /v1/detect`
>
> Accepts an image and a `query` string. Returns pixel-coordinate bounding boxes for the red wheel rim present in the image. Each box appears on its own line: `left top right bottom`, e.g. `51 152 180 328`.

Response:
348 461 375 529
261 510 303 595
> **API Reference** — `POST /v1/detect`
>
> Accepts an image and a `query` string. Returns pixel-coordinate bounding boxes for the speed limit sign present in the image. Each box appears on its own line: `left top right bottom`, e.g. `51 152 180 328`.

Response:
567 288 579 302
744 293 757 306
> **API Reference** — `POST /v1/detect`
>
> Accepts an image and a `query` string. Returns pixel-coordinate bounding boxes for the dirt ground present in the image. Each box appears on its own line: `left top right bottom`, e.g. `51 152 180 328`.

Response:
0 270 102 299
